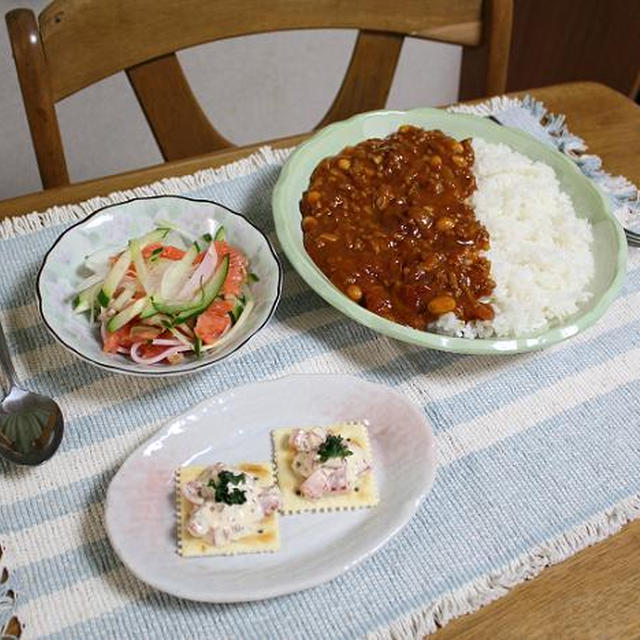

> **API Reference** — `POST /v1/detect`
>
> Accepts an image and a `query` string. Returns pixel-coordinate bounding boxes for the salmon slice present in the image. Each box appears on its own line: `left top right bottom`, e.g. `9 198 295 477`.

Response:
141 243 186 261
194 299 233 344
102 322 134 353
214 241 247 297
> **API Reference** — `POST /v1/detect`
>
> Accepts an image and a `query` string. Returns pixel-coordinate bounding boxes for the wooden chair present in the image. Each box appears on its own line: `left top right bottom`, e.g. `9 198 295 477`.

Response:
5 0 513 190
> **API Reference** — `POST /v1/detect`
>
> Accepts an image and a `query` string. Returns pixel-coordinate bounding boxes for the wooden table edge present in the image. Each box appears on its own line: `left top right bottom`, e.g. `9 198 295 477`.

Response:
1 80 636 219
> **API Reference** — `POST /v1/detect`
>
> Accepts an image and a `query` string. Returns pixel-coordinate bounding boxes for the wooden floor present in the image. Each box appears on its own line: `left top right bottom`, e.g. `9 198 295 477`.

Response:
0 81 639 640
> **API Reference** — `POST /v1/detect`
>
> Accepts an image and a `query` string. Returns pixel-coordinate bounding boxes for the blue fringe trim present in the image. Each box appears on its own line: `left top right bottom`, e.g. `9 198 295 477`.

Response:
449 95 640 234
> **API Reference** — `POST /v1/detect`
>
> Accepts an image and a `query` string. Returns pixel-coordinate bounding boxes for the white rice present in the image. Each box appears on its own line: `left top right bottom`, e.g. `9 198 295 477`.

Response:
432 137 594 338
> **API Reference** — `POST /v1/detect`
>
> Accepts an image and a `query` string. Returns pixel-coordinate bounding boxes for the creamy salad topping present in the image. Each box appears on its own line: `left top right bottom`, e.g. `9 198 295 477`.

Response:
182 463 280 546
289 428 371 499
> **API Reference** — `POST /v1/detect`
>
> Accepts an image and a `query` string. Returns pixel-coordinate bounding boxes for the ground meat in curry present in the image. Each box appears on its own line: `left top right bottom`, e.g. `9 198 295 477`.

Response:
300 125 495 330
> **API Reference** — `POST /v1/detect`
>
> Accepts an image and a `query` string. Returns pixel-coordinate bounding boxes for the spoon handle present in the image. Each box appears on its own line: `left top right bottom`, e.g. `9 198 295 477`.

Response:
0 320 16 390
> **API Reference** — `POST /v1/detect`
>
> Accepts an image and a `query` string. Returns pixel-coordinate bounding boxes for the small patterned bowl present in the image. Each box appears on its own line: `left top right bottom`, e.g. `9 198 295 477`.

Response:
37 196 282 376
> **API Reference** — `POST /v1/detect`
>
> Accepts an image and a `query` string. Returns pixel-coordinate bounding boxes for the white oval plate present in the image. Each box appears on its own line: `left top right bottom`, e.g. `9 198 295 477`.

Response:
37 195 282 376
105 374 436 602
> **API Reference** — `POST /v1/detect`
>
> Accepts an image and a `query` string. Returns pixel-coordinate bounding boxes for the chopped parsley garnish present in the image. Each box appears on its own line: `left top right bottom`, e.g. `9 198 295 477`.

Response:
149 247 163 262
248 272 260 283
207 470 247 505
317 434 353 463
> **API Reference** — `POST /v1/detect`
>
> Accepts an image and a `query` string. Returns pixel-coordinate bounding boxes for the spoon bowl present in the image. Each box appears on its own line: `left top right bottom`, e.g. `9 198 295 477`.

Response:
0 386 64 466
0 320 64 466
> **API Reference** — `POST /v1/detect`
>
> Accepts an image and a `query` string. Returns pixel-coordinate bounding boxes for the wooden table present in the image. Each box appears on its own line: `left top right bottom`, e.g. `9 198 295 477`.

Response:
1 81 639 640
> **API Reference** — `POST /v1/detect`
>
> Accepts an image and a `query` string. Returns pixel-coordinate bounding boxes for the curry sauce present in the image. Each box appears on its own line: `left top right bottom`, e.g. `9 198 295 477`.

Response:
300 126 495 330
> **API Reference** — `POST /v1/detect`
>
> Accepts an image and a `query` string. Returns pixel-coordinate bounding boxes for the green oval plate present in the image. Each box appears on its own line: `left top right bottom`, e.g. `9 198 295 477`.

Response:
272 108 627 354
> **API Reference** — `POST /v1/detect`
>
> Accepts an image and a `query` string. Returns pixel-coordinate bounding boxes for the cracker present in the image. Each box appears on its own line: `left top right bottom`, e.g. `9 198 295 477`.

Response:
272 421 379 514
176 462 279 557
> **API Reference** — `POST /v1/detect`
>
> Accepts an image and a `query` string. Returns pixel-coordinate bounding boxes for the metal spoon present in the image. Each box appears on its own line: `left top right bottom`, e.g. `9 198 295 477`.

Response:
0 320 63 465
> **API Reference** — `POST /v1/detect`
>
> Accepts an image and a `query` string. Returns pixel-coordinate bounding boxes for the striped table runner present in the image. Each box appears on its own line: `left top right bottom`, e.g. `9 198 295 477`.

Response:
0 97 639 640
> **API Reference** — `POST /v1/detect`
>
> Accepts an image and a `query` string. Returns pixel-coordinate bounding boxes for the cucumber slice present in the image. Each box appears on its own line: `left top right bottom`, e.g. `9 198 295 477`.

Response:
174 255 229 323
98 249 130 307
152 294 204 317
73 281 103 313
106 297 148 333
98 228 169 307
111 285 135 312
140 313 172 328
159 242 199 300
194 233 213 251
228 295 245 323
214 226 225 242
129 238 149 292
139 299 157 319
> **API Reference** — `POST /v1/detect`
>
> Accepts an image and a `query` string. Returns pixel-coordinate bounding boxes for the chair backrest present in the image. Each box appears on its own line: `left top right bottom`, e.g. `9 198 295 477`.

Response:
6 0 513 190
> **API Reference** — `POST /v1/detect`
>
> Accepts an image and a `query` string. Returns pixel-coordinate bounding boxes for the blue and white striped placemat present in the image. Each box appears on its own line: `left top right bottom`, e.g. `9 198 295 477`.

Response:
1 97 639 640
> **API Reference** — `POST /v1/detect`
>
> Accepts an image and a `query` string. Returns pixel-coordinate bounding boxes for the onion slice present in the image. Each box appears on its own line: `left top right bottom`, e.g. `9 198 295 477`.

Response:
130 343 191 364
151 338 184 347
180 245 217 301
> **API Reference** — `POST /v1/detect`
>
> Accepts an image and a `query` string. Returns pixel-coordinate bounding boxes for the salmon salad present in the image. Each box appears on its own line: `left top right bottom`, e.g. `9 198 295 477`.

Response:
72 223 258 365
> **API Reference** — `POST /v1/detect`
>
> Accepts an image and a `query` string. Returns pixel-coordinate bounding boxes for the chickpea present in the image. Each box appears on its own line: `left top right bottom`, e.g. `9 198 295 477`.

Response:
449 141 464 154
346 284 363 302
372 155 383 165
428 295 456 315
302 216 318 232
475 303 494 321
429 155 443 169
307 190 321 204
436 217 455 232
451 155 467 167
337 157 351 171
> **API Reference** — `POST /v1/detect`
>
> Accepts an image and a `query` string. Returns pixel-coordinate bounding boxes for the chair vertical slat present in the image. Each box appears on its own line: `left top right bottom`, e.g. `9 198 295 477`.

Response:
127 53 233 161
483 0 513 96
459 0 513 99
316 30 404 128
6 9 69 188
